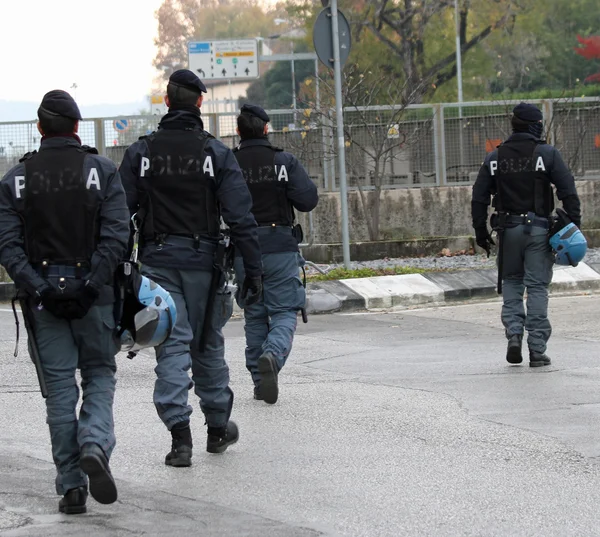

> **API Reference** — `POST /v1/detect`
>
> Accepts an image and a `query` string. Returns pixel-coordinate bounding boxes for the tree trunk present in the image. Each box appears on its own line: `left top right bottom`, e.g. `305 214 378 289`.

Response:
356 182 376 241
371 160 382 241
372 184 382 241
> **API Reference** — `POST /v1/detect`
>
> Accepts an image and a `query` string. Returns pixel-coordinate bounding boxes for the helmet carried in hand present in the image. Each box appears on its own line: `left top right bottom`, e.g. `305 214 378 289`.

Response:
116 263 177 354
549 209 587 267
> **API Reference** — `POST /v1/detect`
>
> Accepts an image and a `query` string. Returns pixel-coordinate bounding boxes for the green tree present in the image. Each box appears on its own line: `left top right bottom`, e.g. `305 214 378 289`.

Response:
153 0 283 81
241 42 316 111
283 0 533 102
477 0 600 95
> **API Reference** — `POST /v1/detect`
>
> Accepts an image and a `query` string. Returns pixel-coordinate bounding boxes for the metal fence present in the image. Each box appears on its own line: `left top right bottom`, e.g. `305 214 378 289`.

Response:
2 98 600 188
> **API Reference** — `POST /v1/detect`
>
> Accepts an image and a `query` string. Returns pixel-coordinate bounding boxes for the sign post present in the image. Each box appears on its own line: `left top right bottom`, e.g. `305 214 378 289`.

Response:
313 3 352 268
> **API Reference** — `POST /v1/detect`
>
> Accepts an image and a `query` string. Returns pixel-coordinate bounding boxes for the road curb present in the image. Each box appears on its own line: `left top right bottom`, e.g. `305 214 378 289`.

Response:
301 261 600 314
3 264 599 316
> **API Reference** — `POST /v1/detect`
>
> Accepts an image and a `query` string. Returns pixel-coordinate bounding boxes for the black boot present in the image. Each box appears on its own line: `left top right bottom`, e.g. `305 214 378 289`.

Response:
165 422 193 467
253 386 263 401
506 334 523 364
530 351 551 367
58 486 88 515
79 443 117 505
258 353 279 404
207 421 239 454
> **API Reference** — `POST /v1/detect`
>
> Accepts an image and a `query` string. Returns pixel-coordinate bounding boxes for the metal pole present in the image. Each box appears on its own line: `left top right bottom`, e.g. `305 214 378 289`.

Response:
291 42 297 126
316 58 328 191
454 0 464 105
455 0 465 178
330 0 351 267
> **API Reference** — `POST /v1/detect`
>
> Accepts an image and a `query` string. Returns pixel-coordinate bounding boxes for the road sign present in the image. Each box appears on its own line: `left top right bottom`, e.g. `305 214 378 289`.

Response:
313 8 351 69
150 95 167 116
113 119 129 132
188 39 259 80
387 124 400 139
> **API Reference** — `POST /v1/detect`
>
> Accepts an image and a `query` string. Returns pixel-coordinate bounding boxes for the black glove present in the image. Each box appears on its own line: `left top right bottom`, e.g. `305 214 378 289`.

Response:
241 276 263 306
475 228 495 257
40 283 99 320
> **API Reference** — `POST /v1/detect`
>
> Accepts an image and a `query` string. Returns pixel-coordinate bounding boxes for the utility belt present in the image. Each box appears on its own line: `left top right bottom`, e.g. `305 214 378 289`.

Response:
491 211 549 234
257 223 303 243
257 225 294 235
32 262 90 279
152 233 233 270
148 233 218 250
504 213 550 229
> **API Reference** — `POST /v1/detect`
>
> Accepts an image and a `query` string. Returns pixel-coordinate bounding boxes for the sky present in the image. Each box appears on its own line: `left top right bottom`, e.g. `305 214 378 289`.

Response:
0 0 164 110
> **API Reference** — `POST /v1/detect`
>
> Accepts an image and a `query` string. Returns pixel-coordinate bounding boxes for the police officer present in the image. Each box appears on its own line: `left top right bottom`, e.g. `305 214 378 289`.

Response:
0 90 129 513
472 102 582 367
119 70 262 467
233 104 318 404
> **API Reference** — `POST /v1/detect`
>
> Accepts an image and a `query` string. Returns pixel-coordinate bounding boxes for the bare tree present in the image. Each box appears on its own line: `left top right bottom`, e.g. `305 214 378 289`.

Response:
281 64 432 241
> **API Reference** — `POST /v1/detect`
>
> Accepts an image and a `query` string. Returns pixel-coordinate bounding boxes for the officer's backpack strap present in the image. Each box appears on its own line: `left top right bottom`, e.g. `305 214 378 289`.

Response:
532 140 552 218
197 131 220 236
18 150 37 163
139 131 156 141
136 133 156 245
270 147 295 227
80 145 99 155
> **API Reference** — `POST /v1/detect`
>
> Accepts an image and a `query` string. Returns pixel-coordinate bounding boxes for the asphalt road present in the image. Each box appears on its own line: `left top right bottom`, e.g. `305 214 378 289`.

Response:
2 295 600 536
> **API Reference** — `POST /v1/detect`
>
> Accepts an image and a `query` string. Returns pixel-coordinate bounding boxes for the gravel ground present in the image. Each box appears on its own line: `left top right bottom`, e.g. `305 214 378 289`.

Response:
306 247 600 274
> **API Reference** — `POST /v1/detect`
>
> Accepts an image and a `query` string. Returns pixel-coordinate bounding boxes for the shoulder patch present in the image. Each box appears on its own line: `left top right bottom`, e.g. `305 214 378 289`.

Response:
81 145 99 155
18 150 37 163
138 132 156 142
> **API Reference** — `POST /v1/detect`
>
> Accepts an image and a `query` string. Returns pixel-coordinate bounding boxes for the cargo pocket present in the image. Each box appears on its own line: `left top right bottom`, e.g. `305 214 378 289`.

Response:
100 306 119 362
215 288 233 330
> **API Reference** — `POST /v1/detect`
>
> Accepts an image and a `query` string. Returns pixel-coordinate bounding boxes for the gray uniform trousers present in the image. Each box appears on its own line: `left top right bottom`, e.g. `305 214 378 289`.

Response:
28 302 118 496
141 266 234 430
501 224 555 353
234 251 306 386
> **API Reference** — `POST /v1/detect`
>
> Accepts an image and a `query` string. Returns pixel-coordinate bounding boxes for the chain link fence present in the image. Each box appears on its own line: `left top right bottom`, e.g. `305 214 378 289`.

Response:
2 98 599 188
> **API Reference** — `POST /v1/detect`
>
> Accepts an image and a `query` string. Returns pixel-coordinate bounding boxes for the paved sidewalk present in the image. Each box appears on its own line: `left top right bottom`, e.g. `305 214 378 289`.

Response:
304 262 600 313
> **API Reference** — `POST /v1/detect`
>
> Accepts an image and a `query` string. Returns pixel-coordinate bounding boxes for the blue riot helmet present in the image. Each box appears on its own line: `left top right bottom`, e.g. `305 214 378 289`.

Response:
116 262 177 354
549 208 588 267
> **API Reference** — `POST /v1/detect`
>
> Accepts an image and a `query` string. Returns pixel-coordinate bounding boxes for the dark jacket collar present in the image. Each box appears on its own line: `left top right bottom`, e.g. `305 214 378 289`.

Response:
159 110 205 131
506 132 540 142
39 136 82 150
238 138 272 150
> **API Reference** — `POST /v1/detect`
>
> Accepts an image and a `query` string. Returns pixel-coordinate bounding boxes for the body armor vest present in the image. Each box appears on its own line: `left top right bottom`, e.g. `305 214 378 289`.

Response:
23 146 100 265
495 139 554 217
139 129 219 242
234 144 293 226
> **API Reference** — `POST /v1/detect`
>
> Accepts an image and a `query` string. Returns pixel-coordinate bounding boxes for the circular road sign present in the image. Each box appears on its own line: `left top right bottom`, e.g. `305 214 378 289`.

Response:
113 119 130 132
313 7 352 69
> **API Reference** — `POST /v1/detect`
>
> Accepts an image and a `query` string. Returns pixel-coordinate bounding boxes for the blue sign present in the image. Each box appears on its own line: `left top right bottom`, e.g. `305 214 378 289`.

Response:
189 42 210 54
113 119 129 132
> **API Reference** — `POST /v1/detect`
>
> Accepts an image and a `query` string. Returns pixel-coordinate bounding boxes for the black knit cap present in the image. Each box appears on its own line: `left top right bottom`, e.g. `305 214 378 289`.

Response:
513 102 543 123
169 69 207 94
39 90 82 120
240 103 270 122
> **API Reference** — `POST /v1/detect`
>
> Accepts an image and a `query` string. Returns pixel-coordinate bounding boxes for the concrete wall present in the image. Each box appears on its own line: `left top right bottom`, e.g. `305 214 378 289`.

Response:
298 180 600 244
